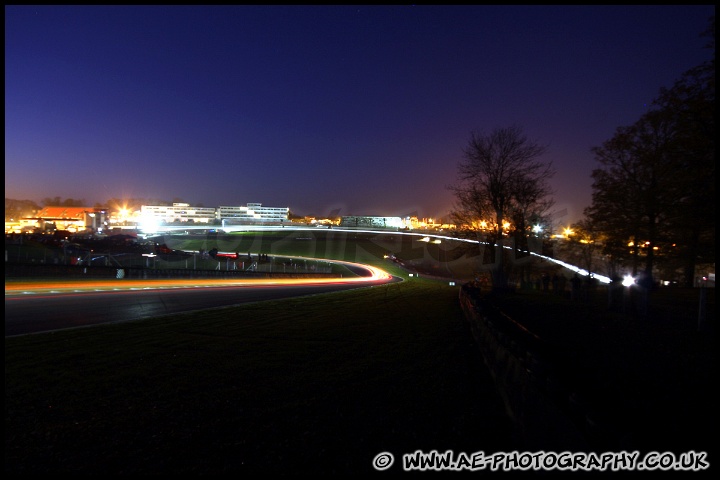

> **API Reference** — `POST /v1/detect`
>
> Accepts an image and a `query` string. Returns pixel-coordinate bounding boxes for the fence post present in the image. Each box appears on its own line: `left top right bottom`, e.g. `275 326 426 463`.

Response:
698 285 708 333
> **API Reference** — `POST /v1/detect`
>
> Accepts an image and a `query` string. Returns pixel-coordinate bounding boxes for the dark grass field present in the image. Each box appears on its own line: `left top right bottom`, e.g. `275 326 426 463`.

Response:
5 279 521 475
5 231 716 475
480 285 715 457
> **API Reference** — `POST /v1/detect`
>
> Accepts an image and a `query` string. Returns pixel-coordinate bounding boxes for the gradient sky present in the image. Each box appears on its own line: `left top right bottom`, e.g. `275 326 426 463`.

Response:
5 5 714 225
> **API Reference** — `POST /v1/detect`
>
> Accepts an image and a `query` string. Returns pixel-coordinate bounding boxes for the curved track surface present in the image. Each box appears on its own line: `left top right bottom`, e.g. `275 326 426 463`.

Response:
6 263 398 337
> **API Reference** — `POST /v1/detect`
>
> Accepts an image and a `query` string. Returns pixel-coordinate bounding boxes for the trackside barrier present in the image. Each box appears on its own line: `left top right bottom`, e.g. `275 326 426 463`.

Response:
459 283 631 452
4 264 338 280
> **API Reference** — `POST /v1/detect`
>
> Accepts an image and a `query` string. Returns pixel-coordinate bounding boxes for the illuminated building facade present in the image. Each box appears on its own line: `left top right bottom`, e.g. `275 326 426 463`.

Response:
218 203 289 224
13 206 108 233
339 215 409 230
140 203 217 224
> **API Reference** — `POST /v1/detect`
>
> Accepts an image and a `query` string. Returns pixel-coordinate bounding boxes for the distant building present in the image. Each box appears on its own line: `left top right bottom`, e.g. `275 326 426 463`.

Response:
138 202 289 229
17 206 108 233
339 215 409 230
337 215 452 231
218 203 289 224
140 203 217 225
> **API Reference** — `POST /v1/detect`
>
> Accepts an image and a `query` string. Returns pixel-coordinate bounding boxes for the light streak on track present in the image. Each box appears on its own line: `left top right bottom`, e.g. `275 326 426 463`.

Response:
141 225 609 282
5 260 393 297
5 258 395 336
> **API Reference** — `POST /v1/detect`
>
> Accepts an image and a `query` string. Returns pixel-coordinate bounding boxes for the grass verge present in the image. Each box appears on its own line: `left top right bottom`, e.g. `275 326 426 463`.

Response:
5 278 518 475
6 231 715 473
478 285 715 454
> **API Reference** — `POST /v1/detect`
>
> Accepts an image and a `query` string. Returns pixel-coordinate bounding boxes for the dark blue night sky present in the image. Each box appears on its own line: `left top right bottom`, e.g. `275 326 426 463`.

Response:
5 5 714 225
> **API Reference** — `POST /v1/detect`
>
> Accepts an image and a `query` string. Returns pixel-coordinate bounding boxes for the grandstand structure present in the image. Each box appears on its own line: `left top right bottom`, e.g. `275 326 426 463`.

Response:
8 202 290 234
8 206 108 234
218 203 289 224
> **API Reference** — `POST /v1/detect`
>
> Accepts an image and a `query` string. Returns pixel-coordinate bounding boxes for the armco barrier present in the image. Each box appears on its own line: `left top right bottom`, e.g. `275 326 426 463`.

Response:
4 264 337 280
459 283 629 452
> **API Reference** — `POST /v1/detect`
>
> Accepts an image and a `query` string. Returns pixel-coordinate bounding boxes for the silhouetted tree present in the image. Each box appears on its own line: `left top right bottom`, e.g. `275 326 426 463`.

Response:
586 16 714 286
5 198 40 221
650 16 715 286
591 109 686 286
40 197 86 207
449 125 555 289
508 172 555 260
564 218 605 276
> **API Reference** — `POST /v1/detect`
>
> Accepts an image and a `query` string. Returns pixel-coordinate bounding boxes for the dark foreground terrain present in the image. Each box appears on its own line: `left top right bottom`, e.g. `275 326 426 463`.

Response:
6 280 520 475
6 277 715 476
5 232 715 475
469 284 715 457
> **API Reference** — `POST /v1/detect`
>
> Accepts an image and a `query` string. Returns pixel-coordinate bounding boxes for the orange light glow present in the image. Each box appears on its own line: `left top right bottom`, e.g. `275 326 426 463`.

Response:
4 261 393 296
